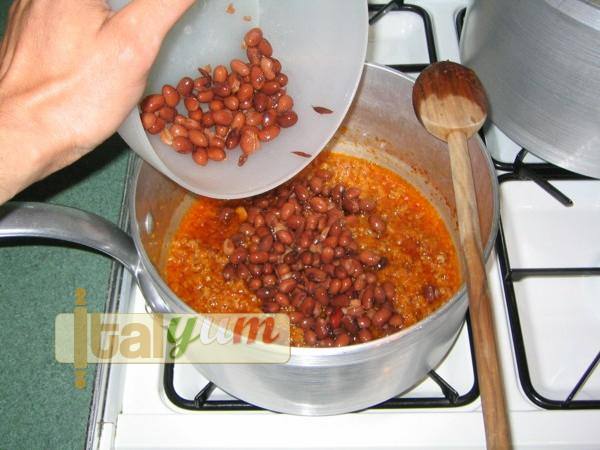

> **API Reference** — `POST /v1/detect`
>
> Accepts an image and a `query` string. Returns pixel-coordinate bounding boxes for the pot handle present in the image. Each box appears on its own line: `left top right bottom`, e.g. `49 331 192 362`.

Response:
0 202 139 272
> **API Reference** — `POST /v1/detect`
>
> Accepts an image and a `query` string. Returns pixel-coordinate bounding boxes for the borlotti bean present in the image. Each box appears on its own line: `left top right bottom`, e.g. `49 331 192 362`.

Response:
139 28 298 166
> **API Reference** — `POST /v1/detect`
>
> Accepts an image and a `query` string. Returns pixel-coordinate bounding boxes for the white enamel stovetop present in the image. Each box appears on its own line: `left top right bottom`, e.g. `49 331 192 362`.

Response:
88 1 600 448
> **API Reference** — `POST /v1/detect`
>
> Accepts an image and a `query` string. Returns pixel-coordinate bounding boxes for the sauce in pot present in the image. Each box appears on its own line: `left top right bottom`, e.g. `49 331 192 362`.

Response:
166 152 461 346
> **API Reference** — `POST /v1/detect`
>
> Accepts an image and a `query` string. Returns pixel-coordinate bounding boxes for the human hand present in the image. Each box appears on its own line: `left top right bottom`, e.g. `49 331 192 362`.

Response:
0 0 195 203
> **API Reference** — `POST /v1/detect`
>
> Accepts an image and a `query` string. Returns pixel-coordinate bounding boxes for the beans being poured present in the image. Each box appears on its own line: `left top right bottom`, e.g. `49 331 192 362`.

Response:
218 170 404 347
139 28 298 166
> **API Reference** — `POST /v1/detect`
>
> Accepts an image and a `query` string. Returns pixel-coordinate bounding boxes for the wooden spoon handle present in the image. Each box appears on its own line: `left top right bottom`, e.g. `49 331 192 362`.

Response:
447 131 512 450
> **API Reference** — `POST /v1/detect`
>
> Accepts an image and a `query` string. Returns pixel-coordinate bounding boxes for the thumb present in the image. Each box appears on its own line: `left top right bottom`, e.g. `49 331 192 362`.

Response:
113 0 196 41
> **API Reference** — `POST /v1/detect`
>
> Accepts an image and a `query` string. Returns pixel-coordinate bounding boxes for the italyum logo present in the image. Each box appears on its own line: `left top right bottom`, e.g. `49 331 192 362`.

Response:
166 315 282 359
56 289 290 389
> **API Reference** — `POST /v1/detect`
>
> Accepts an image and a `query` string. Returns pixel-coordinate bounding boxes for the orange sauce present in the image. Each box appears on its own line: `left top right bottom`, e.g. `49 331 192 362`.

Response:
166 152 461 344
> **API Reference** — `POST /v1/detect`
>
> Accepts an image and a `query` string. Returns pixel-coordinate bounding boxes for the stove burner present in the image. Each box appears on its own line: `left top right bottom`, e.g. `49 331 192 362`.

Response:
369 1 438 72
494 149 594 207
495 157 600 409
162 317 479 411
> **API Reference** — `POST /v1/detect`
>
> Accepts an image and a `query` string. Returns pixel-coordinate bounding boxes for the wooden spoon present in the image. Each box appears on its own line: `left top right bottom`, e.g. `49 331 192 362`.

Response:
413 61 511 450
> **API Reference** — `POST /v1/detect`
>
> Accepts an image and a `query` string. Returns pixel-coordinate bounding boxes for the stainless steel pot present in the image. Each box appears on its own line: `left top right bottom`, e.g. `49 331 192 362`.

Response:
460 0 600 178
0 64 499 415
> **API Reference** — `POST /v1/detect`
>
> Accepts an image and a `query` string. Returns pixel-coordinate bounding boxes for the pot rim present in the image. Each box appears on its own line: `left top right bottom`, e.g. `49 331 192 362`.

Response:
129 62 500 359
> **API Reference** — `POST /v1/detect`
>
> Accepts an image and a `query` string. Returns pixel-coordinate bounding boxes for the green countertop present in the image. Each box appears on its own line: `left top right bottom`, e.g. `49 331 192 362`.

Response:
0 6 131 447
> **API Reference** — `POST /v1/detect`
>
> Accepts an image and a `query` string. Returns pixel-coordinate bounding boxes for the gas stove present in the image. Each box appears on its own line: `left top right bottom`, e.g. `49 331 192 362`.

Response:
87 1 600 448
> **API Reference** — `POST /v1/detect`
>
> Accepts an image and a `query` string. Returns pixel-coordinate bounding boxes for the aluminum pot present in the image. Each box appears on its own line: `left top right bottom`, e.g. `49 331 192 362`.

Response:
460 0 600 178
0 63 499 415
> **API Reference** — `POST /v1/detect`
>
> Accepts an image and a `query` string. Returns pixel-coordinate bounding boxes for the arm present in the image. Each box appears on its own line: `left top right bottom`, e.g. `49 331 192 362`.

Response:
0 0 196 204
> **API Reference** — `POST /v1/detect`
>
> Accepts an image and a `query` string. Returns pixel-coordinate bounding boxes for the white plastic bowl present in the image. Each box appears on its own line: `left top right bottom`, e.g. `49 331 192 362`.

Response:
109 0 368 199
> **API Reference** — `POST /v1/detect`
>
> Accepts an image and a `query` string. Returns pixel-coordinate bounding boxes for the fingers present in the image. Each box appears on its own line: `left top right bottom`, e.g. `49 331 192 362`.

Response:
113 0 196 41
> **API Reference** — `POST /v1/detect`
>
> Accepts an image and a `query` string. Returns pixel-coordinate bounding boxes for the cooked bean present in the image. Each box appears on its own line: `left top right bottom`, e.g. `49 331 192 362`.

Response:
369 214 386 234
309 196 328 213
197 89 214 103
158 106 177 122
213 82 231 97
249 264 262 277
141 94 165 113
258 38 273 57
257 287 276 300
320 246 334 264
141 112 157 130
250 66 265 90
213 109 233 126
207 146 226 161
230 59 250 77
222 263 236 281
389 314 403 328
331 294 349 308
244 27 263 47
246 46 261 65
276 229 293 245
215 126 229 138
172 136 193 153
183 117 202 130
263 302 280 313
359 250 381 266
160 127 173 145
342 197 360 214
231 111 246 130
192 148 208 166
262 274 277 287
240 128 260 155
374 284 386 303
357 329 373 343
239 99 252 110
227 73 241 93
276 95 294 114
334 333 351 347
260 56 276 80
304 330 317 346
170 124 188 138
253 92 269 112
176 77 194 96
182 96 198 112
290 311 304 325
276 73 288 87
383 281 395 301
225 129 240 149
187 130 207 147
280 202 295 220
360 198 376 212
357 315 371 329
162 84 180 107
372 307 392 327
277 110 298 128
249 251 269 264
213 65 228 83
261 80 280 95
221 96 238 111
248 277 262 291
300 297 315 316
257 235 273 252
330 308 343 329
230 247 248 264
286 214 304 230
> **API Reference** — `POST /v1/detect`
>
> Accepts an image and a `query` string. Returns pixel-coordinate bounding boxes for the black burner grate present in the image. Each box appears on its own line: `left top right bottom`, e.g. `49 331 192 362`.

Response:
163 316 478 412
369 0 438 71
495 151 600 409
